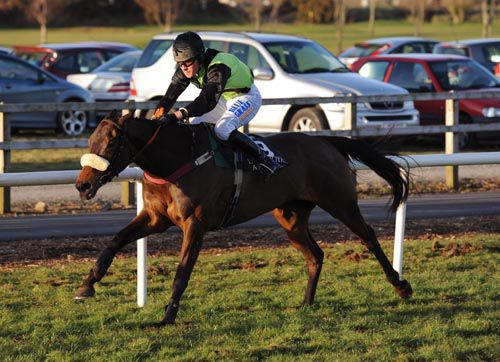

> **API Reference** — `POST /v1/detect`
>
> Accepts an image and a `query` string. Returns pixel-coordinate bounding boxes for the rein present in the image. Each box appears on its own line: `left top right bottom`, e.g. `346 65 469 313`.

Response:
90 119 164 186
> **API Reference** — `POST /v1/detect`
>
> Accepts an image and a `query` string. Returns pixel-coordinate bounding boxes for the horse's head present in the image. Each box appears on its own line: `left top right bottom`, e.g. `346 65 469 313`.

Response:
75 110 135 200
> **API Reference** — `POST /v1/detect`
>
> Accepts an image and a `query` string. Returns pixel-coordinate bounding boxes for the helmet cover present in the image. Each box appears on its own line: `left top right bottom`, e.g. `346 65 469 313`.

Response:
172 31 205 62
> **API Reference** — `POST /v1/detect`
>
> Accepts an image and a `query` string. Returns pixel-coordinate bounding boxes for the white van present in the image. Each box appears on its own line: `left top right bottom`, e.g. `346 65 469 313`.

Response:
129 32 419 132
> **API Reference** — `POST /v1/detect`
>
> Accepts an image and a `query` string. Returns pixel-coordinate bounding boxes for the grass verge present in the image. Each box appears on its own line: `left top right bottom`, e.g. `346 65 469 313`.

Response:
1 235 498 360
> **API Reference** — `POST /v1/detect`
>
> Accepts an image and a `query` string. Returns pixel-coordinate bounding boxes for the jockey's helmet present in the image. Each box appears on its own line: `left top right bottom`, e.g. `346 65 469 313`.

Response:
172 31 205 63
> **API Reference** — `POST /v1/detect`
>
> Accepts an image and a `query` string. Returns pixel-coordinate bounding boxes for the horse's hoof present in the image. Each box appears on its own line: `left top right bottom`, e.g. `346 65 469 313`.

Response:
75 285 95 300
395 279 413 299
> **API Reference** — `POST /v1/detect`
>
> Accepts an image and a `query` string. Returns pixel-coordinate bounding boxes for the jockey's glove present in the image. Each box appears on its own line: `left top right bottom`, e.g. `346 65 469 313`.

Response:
152 107 165 120
156 113 179 126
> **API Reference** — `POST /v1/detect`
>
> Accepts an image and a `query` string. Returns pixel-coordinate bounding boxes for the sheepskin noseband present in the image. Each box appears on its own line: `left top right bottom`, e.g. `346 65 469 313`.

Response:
80 153 110 171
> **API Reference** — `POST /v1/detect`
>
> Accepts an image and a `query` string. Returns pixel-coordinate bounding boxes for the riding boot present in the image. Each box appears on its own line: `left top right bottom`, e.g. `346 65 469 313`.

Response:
227 130 280 176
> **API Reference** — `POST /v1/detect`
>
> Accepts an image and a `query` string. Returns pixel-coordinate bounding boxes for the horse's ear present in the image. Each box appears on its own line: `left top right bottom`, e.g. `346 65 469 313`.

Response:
117 109 136 126
107 109 120 120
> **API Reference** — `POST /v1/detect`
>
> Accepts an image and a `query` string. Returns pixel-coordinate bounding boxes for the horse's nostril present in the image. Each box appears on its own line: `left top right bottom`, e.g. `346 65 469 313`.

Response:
76 182 91 192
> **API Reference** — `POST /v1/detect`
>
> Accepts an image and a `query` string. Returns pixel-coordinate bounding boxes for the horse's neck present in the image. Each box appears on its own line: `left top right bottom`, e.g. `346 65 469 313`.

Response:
126 118 198 177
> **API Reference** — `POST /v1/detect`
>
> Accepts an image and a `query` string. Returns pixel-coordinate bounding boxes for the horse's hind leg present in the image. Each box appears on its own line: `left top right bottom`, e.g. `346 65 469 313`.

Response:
75 210 172 299
273 201 324 305
321 201 412 299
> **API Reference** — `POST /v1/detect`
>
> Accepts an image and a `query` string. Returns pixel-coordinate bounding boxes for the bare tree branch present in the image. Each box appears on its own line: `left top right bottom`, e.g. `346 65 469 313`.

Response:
134 0 181 32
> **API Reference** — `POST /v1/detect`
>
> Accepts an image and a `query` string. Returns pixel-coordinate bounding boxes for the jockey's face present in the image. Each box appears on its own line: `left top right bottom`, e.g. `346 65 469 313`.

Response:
178 58 200 78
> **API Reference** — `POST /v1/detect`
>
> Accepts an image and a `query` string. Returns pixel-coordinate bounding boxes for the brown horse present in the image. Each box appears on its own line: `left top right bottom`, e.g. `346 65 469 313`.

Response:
75 110 412 327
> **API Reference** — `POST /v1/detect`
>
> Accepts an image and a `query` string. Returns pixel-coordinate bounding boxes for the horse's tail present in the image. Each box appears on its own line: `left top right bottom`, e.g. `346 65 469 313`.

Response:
322 136 409 213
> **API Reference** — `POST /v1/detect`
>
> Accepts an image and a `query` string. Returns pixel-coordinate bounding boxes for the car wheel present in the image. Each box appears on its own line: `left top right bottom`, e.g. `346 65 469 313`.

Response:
58 109 87 136
289 108 328 132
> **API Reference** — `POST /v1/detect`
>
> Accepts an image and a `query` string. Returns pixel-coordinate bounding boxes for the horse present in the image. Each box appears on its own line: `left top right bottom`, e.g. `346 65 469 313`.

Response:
75 110 413 327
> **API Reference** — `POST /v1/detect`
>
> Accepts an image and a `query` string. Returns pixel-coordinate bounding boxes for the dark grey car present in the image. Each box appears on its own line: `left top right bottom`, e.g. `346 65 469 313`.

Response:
0 53 95 135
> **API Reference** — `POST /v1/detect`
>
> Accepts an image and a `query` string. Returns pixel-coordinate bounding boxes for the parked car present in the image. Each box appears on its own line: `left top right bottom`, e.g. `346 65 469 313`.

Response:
433 38 500 77
12 42 138 79
129 32 419 133
338 37 438 68
0 46 11 55
67 50 142 103
0 53 96 136
351 53 500 146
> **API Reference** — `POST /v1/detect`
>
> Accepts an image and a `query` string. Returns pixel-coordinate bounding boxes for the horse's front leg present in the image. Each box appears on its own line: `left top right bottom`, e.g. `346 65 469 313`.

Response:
75 210 172 299
156 218 205 326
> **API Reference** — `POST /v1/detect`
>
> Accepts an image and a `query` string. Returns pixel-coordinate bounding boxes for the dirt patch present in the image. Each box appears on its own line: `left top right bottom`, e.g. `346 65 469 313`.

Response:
431 240 482 257
0 215 498 268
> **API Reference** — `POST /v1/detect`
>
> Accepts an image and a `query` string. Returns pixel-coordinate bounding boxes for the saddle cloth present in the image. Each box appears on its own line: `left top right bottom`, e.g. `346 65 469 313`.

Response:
205 124 287 173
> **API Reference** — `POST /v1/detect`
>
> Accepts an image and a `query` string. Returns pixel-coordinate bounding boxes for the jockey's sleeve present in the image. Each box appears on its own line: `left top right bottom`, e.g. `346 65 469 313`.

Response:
157 67 190 111
184 63 231 117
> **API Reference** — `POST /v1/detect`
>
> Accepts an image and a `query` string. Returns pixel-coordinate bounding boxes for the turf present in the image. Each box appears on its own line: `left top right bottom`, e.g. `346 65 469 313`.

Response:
1 235 498 360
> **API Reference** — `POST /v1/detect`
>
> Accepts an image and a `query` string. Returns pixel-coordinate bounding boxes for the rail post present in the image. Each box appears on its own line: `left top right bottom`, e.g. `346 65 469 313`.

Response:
0 108 11 214
392 170 408 279
343 95 357 133
136 180 147 307
121 181 135 207
445 98 459 190
344 95 358 184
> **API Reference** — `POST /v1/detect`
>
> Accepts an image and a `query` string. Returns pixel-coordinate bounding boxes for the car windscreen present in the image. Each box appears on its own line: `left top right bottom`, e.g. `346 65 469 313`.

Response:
429 60 499 90
93 51 141 73
136 39 173 68
435 46 470 57
14 51 50 66
264 41 348 74
483 43 500 64
339 44 384 57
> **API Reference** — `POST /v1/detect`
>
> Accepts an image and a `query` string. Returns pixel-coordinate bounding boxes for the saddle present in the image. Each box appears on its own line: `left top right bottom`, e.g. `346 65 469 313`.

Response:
204 124 287 174
143 123 287 185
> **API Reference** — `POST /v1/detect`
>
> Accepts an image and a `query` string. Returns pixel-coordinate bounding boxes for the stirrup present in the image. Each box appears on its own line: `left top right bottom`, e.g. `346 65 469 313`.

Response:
256 157 280 176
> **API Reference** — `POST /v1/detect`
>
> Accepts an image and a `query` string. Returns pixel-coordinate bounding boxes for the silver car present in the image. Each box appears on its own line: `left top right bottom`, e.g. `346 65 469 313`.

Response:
0 53 95 136
130 32 419 132
67 50 142 102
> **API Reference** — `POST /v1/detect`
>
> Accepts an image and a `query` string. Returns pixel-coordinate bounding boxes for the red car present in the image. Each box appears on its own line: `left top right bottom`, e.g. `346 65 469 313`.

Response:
13 42 138 79
351 54 500 145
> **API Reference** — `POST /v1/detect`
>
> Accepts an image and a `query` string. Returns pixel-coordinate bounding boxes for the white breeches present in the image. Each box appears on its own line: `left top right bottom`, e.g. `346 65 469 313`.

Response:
190 84 261 141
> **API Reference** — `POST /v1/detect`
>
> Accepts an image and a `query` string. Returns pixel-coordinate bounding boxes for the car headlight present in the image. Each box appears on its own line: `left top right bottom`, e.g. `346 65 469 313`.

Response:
482 107 500 118
404 100 415 108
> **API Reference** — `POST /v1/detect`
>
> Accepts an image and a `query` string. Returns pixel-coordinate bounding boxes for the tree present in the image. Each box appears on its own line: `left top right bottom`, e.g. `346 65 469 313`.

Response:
134 0 181 32
481 0 496 37
5 0 70 44
269 0 284 29
446 0 466 24
413 0 425 36
368 0 376 37
334 0 346 54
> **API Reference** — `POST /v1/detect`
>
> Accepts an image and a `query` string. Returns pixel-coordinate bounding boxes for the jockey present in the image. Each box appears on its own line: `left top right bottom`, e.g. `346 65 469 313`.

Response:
152 31 280 176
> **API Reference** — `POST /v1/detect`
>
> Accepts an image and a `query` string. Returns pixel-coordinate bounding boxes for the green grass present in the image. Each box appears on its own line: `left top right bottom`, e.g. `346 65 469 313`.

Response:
1 235 499 360
2 20 500 54
11 147 86 172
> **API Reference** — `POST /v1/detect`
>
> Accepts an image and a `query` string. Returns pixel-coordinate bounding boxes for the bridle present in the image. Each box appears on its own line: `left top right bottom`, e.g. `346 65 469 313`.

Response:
93 119 164 186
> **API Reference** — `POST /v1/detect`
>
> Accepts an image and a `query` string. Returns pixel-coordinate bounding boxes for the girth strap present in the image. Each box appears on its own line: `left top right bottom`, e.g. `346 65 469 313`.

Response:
219 152 243 228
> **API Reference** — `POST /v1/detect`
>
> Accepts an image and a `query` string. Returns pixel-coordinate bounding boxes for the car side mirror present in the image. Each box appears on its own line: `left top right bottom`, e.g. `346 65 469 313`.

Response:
253 67 274 80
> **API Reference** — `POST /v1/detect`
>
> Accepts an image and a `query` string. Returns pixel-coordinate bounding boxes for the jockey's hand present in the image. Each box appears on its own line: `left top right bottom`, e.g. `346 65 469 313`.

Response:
155 113 179 126
151 107 165 120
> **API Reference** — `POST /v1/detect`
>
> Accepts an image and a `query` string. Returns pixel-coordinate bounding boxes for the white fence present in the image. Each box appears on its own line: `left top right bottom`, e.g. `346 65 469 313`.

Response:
1 151 500 307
